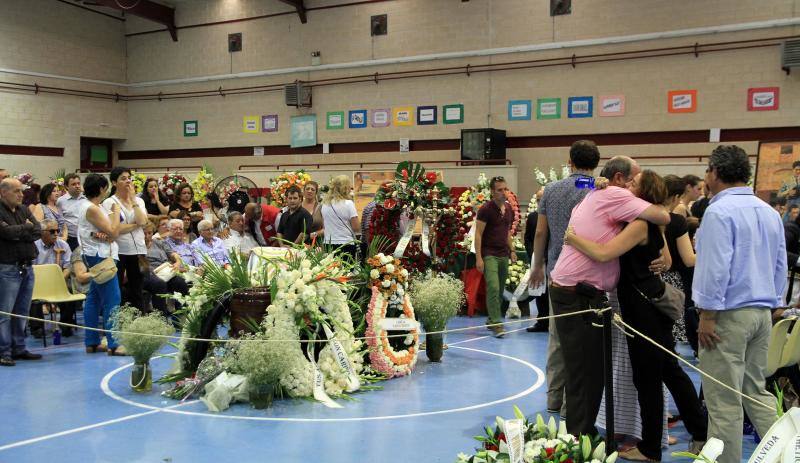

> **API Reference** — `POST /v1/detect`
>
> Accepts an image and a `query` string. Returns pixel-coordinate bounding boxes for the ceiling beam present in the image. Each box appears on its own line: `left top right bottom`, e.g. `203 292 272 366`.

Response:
90 0 178 40
277 0 307 24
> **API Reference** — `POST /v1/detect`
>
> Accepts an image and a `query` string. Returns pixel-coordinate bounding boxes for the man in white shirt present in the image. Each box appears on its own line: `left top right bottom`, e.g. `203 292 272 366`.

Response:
56 173 86 251
223 211 257 256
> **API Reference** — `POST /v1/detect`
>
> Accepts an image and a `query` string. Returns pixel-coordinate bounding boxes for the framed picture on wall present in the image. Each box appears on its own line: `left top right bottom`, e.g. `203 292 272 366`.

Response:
567 96 593 118
536 98 561 119
507 100 532 121
243 116 259 133
667 90 697 113
348 110 368 129
393 107 414 126
261 115 278 132
290 115 317 148
371 109 391 127
183 120 198 137
747 87 779 111
326 111 345 130
417 106 437 125
754 141 800 202
598 94 625 117
442 104 464 124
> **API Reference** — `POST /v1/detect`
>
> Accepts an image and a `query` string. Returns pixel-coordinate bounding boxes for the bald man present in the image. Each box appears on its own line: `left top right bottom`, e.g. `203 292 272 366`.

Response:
0 179 43 365
244 202 280 247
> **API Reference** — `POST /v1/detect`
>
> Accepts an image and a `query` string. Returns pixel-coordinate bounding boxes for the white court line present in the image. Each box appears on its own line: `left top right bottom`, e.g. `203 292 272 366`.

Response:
445 323 531 346
99 345 545 422
2 323 542 450
0 400 197 452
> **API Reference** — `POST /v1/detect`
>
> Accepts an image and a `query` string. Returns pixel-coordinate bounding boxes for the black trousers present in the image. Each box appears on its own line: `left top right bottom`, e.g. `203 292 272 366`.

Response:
66 236 79 251
618 286 707 460
550 284 607 437
29 301 78 335
142 271 189 318
533 288 550 329
117 254 145 311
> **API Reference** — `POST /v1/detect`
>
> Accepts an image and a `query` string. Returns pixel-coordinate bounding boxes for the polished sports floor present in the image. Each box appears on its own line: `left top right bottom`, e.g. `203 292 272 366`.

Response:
0 315 756 463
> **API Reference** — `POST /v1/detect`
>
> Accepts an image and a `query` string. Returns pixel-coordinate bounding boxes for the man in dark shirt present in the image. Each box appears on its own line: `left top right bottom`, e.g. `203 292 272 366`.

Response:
475 176 517 338
0 178 43 366
277 186 312 246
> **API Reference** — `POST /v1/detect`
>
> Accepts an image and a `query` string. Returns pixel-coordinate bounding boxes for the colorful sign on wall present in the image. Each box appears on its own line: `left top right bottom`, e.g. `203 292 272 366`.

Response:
508 100 532 121
668 90 697 113
417 106 437 125
371 109 391 127
326 111 344 130
567 96 593 118
261 115 278 132
393 107 414 126
290 115 317 148
747 87 779 111
598 95 625 117
348 110 367 129
243 116 259 133
536 98 561 119
183 120 198 137
442 104 464 124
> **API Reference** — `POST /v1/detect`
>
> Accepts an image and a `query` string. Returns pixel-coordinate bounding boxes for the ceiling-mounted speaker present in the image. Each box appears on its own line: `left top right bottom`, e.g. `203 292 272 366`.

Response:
228 33 242 52
285 82 312 107
550 0 571 16
371 14 387 36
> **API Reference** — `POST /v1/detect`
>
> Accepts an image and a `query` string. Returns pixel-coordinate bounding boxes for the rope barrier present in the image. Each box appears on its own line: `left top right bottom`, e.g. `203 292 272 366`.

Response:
611 313 777 412
5 307 779 413
0 307 612 344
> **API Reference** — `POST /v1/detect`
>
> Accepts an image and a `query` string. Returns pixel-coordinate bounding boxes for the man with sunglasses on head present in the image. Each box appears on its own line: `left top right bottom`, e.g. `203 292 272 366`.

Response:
30 219 76 338
475 175 517 338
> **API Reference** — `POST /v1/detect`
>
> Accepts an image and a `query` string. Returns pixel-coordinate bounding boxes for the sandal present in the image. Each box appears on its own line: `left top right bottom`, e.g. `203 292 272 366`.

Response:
86 345 108 354
107 346 128 356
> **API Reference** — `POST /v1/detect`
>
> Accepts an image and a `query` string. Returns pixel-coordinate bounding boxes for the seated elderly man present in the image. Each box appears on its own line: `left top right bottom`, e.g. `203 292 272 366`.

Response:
143 222 189 320
31 219 76 337
222 211 258 256
165 218 200 268
192 219 230 267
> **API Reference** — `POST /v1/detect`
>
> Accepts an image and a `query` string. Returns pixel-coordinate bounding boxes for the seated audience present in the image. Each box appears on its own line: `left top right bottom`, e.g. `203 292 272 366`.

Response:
165 218 199 267
192 219 230 267
30 219 76 338
143 222 189 319
222 211 257 256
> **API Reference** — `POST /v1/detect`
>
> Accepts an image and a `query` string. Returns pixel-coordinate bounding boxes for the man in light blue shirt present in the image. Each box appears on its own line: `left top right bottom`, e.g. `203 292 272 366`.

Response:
692 145 785 463
191 219 230 268
55 173 86 251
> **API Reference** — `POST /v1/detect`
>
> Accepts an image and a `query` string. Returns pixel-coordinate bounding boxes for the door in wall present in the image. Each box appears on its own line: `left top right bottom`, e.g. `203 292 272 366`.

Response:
80 137 113 172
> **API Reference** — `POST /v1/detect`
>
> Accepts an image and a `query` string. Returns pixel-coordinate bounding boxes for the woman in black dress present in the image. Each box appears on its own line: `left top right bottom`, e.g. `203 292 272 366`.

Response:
140 178 170 222
169 183 203 236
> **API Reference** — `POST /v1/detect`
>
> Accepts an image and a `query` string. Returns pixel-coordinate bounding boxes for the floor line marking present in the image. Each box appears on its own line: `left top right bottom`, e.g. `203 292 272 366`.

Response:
100 346 545 423
0 401 196 452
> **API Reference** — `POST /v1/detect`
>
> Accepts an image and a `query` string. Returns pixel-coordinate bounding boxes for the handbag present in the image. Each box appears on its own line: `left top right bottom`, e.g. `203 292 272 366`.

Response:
89 256 117 284
633 281 685 321
153 262 175 282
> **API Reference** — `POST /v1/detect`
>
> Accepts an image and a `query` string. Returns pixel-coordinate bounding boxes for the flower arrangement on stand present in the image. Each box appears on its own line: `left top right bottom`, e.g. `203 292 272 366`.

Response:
364 253 419 378
504 259 530 319
534 166 571 187
163 247 367 410
409 271 464 362
131 170 147 194
270 171 312 206
112 304 175 392
191 165 215 205
456 407 619 463
50 169 67 196
159 173 189 203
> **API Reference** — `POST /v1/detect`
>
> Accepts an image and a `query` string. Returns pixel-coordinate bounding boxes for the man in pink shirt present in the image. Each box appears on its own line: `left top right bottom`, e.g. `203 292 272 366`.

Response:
549 156 670 437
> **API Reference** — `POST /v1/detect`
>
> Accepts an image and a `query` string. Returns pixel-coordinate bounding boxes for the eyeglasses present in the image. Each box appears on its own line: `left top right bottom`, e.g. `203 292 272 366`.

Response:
44 229 58 233
492 176 505 182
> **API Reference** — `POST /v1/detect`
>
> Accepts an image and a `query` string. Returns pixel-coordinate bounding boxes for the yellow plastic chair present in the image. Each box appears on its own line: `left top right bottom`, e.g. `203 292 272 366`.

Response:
31 264 86 347
766 317 796 377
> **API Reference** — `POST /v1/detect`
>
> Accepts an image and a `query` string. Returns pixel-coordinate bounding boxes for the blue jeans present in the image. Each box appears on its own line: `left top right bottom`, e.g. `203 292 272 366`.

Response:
84 255 120 349
0 263 35 357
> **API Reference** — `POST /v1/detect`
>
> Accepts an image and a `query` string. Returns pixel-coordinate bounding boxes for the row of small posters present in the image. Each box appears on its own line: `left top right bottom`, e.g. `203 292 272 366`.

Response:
229 105 466 135
507 87 780 120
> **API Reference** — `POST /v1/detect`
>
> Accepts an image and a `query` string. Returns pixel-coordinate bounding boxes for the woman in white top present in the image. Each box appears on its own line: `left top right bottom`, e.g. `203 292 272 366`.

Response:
102 167 148 312
79 174 124 355
320 175 360 260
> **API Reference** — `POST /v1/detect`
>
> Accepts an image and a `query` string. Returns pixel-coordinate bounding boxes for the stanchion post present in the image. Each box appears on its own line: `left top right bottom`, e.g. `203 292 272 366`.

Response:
602 308 616 452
